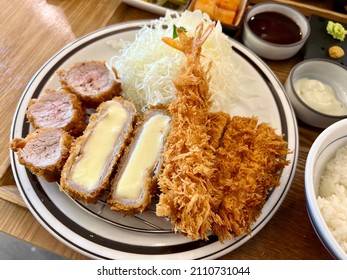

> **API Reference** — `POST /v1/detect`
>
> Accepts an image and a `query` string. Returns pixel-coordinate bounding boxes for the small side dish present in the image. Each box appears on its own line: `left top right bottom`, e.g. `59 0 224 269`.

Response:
247 11 302 44
242 2 310 60
285 58 347 128
188 0 248 31
192 0 240 25
293 78 346 115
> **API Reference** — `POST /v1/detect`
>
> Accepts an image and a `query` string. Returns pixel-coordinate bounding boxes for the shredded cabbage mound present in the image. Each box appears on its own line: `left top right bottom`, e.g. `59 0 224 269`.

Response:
110 10 239 112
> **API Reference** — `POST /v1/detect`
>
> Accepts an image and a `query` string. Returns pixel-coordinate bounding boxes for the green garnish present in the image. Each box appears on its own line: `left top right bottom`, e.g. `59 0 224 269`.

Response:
173 24 187 39
326 20 347 42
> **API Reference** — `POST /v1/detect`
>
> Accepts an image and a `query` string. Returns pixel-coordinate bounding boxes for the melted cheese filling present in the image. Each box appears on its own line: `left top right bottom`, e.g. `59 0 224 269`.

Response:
71 101 128 191
115 114 171 200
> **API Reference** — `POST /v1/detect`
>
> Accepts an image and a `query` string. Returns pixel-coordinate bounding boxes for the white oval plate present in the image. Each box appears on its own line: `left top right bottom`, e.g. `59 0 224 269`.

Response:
10 20 298 259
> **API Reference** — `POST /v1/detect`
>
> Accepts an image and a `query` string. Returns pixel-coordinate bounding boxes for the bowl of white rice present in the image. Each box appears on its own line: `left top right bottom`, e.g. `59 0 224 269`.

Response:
305 118 347 259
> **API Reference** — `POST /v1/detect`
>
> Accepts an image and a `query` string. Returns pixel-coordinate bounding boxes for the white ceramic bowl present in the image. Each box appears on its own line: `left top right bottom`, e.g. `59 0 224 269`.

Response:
305 118 347 259
242 2 310 60
285 58 347 128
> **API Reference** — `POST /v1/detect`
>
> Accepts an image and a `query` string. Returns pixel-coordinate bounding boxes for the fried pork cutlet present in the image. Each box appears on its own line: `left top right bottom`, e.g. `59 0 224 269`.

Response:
207 111 230 150
26 89 86 136
108 106 171 214
206 111 231 213
10 128 74 182
57 60 122 108
60 97 137 203
211 116 290 241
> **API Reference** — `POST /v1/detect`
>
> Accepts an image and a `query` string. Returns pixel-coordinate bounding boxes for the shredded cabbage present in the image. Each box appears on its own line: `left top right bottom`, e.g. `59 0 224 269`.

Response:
110 10 240 112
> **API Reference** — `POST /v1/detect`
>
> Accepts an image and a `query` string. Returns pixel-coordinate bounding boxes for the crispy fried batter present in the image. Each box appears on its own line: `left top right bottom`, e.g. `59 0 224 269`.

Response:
157 22 288 242
57 60 121 108
211 116 290 240
10 128 73 182
157 23 221 240
157 22 290 242
26 89 86 136
107 106 171 214
207 111 230 149
60 96 137 204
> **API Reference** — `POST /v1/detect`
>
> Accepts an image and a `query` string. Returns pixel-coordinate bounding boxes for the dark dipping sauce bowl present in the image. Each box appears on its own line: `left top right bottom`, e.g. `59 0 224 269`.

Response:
242 2 310 60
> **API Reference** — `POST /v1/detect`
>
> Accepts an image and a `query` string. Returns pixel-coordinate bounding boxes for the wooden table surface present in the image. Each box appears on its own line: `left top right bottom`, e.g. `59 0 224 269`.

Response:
1 0 346 260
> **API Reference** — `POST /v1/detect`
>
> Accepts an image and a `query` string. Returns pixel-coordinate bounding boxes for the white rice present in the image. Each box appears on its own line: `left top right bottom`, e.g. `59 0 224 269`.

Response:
317 144 347 254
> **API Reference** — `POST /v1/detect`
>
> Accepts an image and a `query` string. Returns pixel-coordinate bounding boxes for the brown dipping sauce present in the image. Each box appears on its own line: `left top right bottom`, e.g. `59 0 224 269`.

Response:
248 12 302 44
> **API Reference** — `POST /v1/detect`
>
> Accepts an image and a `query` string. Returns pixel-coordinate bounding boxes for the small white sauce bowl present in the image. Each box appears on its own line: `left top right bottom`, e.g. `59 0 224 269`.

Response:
242 2 310 60
285 58 347 128
305 118 347 259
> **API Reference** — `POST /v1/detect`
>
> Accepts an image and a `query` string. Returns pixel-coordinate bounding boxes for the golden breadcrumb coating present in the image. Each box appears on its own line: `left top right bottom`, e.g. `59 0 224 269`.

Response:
26 89 86 136
60 96 137 203
207 111 230 149
211 116 290 241
57 60 122 108
157 23 290 242
10 128 73 182
157 23 221 240
107 105 170 214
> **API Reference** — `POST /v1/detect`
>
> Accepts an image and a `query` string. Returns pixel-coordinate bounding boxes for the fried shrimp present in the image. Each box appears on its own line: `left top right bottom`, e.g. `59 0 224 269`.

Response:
156 22 222 240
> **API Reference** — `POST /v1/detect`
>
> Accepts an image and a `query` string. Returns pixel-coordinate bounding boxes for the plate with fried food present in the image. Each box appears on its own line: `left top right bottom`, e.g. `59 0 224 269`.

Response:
10 10 298 259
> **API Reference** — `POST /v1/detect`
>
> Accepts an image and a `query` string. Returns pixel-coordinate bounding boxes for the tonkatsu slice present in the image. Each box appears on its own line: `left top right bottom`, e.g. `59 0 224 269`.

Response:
108 107 171 214
10 128 74 182
57 60 122 108
26 88 86 136
60 97 137 203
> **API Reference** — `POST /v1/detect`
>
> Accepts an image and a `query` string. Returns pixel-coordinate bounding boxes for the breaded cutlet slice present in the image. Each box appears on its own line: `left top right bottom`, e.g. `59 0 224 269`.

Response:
107 106 171 214
57 60 122 108
60 96 137 203
212 116 289 240
10 128 74 182
26 89 86 136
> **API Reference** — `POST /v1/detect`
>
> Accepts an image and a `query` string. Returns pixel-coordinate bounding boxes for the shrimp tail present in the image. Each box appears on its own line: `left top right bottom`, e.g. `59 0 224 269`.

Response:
162 22 216 58
194 22 215 50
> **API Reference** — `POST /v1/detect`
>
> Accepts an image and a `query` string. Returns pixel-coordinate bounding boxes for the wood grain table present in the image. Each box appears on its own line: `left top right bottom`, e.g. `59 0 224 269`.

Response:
1 0 346 260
